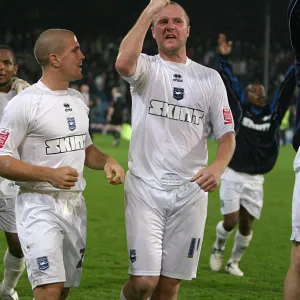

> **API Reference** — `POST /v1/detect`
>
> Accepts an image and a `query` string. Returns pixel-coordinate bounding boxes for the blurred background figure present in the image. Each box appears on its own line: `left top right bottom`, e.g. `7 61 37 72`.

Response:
104 86 125 146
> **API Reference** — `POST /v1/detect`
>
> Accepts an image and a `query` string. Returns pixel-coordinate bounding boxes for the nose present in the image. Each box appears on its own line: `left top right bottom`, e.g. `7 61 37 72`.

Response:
0 62 4 69
80 50 85 60
166 20 175 30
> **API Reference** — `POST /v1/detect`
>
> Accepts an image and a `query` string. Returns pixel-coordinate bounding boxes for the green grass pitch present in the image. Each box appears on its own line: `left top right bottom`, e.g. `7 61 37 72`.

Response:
0 134 295 299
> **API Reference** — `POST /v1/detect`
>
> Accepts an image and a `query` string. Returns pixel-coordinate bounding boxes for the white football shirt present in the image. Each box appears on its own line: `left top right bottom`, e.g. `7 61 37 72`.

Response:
0 89 19 197
121 54 234 190
0 81 92 191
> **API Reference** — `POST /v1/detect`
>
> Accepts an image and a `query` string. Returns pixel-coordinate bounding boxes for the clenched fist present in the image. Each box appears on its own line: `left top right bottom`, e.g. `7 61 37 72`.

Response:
148 0 170 15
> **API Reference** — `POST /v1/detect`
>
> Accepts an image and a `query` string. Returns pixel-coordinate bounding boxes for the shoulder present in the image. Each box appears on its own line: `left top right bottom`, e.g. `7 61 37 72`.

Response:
68 88 89 107
6 84 40 109
190 60 220 77
189 60 223 86
140 53 162 66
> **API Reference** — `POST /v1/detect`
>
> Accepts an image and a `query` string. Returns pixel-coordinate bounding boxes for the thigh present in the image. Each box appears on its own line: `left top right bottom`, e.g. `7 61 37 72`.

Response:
125 173 165 276
240 182 264 220
63 196 87 288
292 171 300 242
219 179 241 215
162 186 208 280
0 197 17 233
16 193 66 289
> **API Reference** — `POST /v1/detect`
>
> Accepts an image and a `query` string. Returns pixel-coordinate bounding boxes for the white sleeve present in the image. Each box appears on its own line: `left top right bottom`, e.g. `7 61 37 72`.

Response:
120 54 149 86
0 98 29 156
209 71 235 139
85 132 93 148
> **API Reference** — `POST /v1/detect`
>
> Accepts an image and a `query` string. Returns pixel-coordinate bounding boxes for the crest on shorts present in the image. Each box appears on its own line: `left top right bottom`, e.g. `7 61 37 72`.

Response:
129 249 136 263
173 87 184 101
37 256 49 271
67 117 76 131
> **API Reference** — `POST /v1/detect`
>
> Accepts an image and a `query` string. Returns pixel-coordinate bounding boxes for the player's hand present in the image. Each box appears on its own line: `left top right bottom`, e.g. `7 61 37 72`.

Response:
104 158 125 185
190 165 222 192
48 166 79 190
218 33 232 56
147 0 170 15
11 77 31 94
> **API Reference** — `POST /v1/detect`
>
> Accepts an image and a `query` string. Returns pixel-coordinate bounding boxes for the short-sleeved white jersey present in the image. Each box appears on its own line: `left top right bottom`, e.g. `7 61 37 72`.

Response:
121 54 234 190
0 89 19 197
0 81 92 192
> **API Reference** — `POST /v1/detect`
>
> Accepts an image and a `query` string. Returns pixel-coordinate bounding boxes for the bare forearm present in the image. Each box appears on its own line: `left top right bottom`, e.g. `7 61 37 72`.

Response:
0 156 52 182
85 145 115 170
115 6 156 76
212 132 235 172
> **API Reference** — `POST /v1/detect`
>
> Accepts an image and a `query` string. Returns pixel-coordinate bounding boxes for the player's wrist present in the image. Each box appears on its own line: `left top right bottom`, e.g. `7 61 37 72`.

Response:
144 5 160 19
41 167 55 183
105 157 118 166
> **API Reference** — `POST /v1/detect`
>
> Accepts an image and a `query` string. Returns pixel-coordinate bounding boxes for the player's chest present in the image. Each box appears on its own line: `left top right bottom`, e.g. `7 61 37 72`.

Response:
241 111 274 133
31 99 89 137
147 70 210 123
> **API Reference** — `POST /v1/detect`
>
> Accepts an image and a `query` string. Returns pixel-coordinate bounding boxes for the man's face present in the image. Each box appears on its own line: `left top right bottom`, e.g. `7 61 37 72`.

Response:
151 5 190 54
246 84 265 108
0 49 17 88
55 35 85 82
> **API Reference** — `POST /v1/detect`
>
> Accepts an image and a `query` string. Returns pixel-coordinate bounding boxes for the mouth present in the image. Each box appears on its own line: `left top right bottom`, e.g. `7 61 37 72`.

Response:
165 34 177 40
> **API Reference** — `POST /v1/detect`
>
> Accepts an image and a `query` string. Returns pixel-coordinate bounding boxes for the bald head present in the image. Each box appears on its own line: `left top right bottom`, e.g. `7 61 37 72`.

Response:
152 1 190 26
34 29 75 67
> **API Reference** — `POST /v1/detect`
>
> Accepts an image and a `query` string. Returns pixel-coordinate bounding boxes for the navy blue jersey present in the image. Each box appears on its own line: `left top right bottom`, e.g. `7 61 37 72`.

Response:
215 56 296 174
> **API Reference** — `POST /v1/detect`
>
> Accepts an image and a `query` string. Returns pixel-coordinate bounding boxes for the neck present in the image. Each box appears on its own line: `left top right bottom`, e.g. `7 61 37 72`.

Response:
41 69 69 91
159 47 187 64
0 80 12 93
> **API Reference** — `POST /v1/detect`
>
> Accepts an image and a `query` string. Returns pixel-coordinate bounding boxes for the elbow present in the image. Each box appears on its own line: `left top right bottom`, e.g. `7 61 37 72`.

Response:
115 55 136 77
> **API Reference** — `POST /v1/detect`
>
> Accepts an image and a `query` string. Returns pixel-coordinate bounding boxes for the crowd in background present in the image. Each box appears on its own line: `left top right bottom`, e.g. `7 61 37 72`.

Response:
0 29 297 143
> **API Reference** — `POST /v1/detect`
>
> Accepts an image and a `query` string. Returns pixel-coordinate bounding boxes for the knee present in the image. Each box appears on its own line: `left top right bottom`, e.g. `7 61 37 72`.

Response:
8 247 24 259
5 233 24 258
239 216 253 236
130 276 159 298
61 288 70 299
157 276 180 295
239 222 252 236
223 213 239 231
34 283 64 299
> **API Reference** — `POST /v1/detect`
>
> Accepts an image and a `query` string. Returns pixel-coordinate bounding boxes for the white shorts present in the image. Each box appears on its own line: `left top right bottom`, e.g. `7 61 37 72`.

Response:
219 168 264 219
292 171 300 242
16 191 87 289
0 197 17 233
124 172 208 280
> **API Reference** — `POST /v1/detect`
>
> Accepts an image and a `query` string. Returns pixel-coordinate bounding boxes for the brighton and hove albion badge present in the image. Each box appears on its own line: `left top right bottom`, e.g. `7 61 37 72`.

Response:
173 87 184 101
37 256 49 270
67 117 76 131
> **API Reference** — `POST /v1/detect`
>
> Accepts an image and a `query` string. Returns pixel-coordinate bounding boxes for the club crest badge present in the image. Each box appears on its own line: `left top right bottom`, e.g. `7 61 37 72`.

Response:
173 87 184 101
67 117 76 131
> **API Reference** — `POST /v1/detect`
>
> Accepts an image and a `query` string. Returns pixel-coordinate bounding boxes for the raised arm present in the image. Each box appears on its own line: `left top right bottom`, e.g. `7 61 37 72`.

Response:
115 0 170 77
288 0 300 151
213 34 246 104
269 64 296 121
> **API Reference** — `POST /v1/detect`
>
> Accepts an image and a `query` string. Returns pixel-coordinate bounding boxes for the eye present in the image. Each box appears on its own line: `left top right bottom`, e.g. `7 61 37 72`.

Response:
175 19 182 23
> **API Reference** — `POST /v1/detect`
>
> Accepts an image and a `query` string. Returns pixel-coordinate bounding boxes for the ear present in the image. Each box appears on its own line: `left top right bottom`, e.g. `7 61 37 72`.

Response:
49 54 60 68
151 27 156 40
13 64 18 76
187 26 191 38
